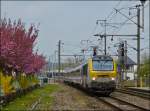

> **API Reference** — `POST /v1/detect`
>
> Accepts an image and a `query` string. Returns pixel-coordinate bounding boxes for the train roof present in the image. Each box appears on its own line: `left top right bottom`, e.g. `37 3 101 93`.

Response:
64 55 113 73
92 55 113 61
64 62 87 73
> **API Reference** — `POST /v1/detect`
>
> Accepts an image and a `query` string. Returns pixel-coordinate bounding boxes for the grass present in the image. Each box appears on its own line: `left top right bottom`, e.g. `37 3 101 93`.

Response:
1 84 61 111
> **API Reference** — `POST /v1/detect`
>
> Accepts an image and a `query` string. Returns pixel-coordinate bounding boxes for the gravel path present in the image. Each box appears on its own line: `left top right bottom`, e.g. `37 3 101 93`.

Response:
50 84 115 110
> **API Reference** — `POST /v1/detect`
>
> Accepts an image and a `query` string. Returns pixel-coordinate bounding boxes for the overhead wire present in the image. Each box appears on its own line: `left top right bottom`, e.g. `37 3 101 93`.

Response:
105 0 122 20
112 0 149 36
85 1 123 52
62 1 149 58
102 1 141 55
86 0 122 43
85 1 124 55
105 0 144 34
113 15 137 35
102 0 123 33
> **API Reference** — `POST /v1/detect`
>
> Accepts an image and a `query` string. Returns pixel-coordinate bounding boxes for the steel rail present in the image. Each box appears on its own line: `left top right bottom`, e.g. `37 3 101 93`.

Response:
116 89 150 100
97 97 123 111
98 96 148 111
110 96 149 111
63 82 149 111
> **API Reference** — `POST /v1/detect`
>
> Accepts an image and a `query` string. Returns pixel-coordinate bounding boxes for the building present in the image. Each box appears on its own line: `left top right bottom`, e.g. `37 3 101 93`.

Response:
123 56 137 80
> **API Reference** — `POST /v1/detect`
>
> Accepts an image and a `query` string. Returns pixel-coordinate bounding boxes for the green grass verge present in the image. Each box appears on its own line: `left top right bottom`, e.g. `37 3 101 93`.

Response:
1 84 61 111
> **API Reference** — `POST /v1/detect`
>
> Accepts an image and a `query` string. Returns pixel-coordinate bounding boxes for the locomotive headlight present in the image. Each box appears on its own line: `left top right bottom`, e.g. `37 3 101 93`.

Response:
111 77 115 80
92 77 96 80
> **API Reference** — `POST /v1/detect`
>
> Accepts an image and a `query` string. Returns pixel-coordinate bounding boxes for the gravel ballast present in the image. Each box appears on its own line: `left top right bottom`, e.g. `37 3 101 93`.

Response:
51 84 116 110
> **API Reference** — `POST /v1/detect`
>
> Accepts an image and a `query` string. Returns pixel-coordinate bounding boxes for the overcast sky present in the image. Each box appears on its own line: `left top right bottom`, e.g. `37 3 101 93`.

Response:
1 1 149 62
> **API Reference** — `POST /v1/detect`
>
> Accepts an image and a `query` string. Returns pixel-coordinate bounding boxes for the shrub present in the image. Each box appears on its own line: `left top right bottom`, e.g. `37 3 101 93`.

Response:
0 72 15 95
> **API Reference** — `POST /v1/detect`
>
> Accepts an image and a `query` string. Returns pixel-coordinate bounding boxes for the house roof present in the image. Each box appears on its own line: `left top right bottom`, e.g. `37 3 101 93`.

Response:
126 56 136 65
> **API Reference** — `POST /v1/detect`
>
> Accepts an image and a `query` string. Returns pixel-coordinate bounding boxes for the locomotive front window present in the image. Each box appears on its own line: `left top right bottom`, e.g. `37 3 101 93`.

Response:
92 60 113 71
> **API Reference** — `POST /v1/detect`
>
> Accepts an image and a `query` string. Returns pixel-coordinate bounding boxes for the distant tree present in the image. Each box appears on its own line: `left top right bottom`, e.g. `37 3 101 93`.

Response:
23 53 46 74
139 54 150 77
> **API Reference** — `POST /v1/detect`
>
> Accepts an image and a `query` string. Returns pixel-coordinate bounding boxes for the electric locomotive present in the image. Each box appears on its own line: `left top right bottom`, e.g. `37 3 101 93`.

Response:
64 55 117 95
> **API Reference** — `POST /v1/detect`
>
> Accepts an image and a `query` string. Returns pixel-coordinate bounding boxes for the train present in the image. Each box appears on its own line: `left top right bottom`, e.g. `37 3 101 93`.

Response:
63 55 117 95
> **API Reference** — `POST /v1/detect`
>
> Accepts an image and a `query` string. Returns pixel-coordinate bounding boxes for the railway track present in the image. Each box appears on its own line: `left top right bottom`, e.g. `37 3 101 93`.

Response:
116 88 150 100
98 96 148 111
64 83 150 111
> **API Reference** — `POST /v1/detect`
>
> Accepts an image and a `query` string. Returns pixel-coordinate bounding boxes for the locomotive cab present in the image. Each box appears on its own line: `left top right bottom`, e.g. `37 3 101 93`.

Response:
87 55 117 94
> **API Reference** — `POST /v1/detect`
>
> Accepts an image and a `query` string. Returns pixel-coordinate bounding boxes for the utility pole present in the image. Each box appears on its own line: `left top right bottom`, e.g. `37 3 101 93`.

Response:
137 6 141 86
54 50 57 71
58 40 61 73
96 19 107 55
113 4 144 86
124 40 127 80
104 20 107 55
118 42 124 88
49 56 51 72
140 0 147 32
95 20 134 55
52 56 54 82
81 49 85 62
